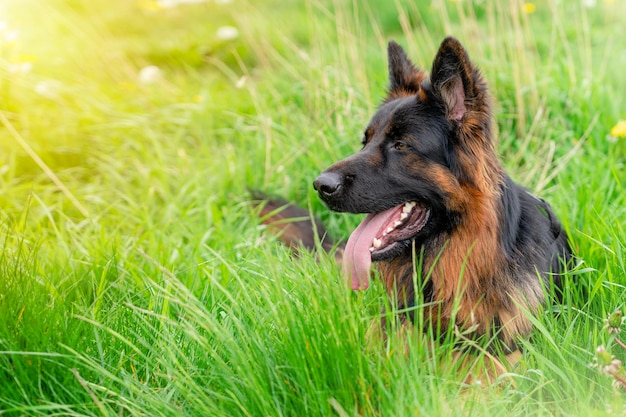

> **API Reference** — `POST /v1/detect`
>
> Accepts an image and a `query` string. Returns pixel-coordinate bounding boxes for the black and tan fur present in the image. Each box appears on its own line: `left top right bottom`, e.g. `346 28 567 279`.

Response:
257 37 572 368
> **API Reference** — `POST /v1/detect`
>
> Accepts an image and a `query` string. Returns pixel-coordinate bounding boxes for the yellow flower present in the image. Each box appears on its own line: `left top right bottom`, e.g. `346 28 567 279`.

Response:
610 120 626 138
523 2 536 14
137 0 163 11
15 54 38 64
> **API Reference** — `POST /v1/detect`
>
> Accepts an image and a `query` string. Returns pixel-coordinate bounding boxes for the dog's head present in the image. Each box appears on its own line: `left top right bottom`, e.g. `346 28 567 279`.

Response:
313 37 502 289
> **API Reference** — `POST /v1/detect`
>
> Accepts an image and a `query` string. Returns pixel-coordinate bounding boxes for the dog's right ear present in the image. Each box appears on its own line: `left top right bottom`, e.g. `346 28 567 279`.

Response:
387 41 426 96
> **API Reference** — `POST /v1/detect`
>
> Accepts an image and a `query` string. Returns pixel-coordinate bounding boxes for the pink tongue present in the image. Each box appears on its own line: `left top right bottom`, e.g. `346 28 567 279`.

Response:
342 206 400 290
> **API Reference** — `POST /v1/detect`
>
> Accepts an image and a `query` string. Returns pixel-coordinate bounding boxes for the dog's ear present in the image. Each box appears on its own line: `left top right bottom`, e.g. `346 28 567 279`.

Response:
387 41 425 95
430 37 486 122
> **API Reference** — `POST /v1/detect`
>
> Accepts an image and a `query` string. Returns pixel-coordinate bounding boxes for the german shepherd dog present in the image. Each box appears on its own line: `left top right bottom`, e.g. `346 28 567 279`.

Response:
259 37 572 368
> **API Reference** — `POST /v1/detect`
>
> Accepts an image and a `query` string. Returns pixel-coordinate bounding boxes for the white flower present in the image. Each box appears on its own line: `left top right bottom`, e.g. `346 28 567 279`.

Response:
4 29 18 44
138 65 163 84
34 80 63 100
8 62 32 74
216 26 239 41
235 76 247 89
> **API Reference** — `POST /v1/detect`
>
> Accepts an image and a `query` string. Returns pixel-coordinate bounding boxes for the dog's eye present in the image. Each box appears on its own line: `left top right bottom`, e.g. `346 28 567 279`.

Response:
393 141 409 151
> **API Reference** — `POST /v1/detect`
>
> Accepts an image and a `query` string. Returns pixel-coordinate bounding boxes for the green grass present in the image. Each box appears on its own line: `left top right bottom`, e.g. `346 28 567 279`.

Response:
1 0 625 415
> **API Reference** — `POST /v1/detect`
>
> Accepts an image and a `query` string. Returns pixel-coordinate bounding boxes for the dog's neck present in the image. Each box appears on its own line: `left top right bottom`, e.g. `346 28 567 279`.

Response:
374 171 538 349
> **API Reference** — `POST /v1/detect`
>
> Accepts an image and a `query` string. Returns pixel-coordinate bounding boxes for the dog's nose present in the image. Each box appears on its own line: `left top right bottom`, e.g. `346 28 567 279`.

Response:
314 172 343 197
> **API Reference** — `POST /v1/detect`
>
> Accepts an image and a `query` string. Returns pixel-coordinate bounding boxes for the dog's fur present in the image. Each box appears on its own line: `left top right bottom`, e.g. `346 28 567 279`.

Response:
258 37 572 360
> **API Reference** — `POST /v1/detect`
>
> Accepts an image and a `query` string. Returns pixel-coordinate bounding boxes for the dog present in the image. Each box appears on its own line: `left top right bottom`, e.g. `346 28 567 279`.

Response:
257 37 572 369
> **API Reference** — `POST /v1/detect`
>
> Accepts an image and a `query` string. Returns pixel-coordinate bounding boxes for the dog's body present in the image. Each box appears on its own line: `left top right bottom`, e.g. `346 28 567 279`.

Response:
259 37 572 356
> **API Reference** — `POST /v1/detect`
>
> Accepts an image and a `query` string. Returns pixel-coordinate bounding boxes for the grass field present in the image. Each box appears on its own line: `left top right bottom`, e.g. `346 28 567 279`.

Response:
1 0 625 415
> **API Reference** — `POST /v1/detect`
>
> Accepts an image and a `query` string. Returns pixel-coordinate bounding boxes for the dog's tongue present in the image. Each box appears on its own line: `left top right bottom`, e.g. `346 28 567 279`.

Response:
342 206 399 290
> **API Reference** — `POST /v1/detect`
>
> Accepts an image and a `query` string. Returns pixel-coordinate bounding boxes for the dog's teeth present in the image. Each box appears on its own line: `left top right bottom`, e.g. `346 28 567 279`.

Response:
386 227 394 234
372 238 382 248
400 212 408 221
369 247 375 252
394 221 402 227
402 205 412 214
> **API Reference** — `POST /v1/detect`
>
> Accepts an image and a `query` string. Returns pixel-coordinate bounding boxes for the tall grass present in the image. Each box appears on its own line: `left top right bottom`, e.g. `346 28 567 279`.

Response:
0 0 625 415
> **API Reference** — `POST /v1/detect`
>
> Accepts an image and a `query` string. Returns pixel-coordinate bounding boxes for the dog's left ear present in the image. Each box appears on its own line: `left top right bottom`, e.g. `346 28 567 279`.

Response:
430 37 486 122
